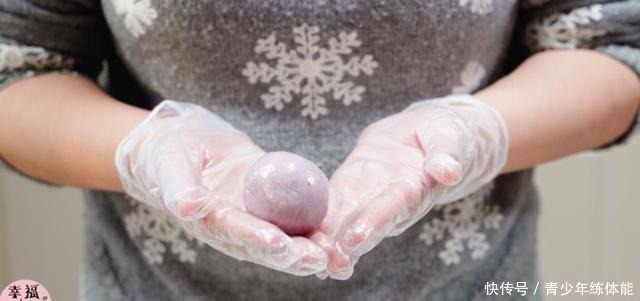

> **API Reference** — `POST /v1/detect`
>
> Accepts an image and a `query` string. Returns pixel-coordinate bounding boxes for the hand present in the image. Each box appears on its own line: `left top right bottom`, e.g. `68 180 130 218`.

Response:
115 100 327 276
318 95 509 280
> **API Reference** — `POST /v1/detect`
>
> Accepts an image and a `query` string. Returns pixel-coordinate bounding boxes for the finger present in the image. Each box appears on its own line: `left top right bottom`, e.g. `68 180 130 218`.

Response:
316 272 329 280
326 243 356 280
423 153 463 186
309 227 335 280
286 237 329 276
200 147 264 207
329 180 427 280
152 138 213 221
320 173 375 237
193 203 327 274
416 115 472 186
308 231 333 253
323 152 421 235
173 134 264 219
204 236 325 277
337 180 423 257
389 176 443 236
312 190 359 280
201 204 296 267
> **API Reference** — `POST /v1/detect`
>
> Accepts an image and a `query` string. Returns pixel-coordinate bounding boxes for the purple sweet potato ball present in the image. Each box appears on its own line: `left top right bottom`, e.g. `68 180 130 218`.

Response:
243 151 329 236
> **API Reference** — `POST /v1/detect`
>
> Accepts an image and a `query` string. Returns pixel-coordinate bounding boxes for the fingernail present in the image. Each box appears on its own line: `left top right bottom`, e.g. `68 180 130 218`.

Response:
424 154 462 186
316 271 329 280
341 221 373 254
260 233 297 269
307 243 328 267
331 266 355 280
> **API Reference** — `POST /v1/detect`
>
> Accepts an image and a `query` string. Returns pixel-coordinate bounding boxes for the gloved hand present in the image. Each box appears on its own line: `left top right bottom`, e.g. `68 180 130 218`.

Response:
115 100 327 276
317 94 509 280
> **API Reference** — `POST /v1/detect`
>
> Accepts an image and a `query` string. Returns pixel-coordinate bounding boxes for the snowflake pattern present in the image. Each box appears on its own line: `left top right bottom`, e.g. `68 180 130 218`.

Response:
242 24 378 119
418 182 503 266
459 0 493 15
525 4 606 52
113 0 158 37
0 43 75 87
123 196 203 265
0 43 73 72
451 61 486 94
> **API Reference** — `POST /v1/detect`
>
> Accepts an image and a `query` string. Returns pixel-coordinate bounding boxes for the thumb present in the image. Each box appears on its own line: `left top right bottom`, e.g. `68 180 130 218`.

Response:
146 137 214 221
416 114 472 186
423 153 463 186
116 130 214 221
154 143 213 221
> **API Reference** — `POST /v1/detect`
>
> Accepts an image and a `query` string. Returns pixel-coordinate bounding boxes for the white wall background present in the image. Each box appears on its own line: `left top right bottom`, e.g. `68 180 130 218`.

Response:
536 136 640 300
0 170 84 301
0 137 639 301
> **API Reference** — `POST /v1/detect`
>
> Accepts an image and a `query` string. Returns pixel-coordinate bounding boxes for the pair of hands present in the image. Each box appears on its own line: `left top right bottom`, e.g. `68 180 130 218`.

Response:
114 95 509 280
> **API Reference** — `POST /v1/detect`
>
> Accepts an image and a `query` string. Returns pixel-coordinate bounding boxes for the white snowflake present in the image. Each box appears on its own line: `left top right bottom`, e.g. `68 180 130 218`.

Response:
459 0 493 15
123 196 203 265
525 4 606 52
0 43 75 87
242 24 378 119
418 182 503 266
0 43 73 72
451 61 486 94
113 0 158 38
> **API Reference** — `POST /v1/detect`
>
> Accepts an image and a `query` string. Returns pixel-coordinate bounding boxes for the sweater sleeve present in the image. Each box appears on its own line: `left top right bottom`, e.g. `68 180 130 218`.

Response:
519 0 640 148
0 0 110 183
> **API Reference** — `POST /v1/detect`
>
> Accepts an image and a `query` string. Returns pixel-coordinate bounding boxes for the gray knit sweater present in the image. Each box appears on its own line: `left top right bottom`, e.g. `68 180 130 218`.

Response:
1 1 639 300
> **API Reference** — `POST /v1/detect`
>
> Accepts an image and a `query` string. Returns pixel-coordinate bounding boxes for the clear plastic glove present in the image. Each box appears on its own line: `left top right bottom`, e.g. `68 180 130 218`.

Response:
318 94 509 280
115 100 327 276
